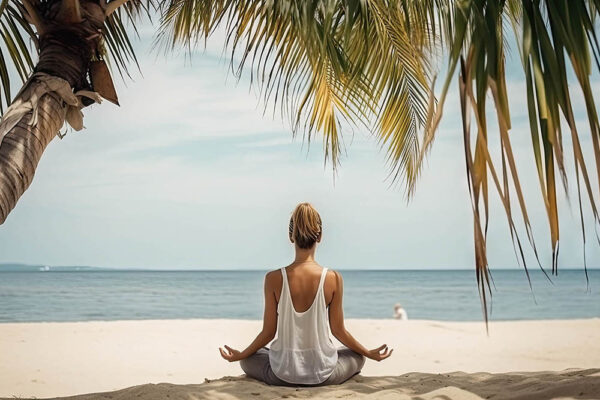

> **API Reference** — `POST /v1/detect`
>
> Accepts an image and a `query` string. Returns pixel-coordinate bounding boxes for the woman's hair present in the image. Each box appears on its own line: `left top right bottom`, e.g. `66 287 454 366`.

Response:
289 203 322 249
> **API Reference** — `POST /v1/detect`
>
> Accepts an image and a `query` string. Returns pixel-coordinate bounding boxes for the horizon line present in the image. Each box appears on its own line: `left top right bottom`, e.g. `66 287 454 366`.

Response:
1 263 598 272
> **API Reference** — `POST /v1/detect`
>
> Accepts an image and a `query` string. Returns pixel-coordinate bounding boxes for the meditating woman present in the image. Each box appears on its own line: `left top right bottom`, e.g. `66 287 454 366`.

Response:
219 202 393 386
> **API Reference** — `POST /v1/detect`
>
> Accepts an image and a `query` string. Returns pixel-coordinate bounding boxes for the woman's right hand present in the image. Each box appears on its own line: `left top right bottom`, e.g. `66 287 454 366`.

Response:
366 344 393 361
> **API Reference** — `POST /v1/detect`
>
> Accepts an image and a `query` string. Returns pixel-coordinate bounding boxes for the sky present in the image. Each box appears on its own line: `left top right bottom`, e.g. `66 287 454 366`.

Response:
0 22 599 270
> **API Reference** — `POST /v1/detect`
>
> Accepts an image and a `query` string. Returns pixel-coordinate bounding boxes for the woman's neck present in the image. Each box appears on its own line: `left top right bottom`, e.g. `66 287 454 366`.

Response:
292 245 317 264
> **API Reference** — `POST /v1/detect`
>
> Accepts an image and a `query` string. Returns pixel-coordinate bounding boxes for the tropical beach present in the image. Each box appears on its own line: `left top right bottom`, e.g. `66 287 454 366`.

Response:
1 0 600 399
1 268 599 399
2 319 599 399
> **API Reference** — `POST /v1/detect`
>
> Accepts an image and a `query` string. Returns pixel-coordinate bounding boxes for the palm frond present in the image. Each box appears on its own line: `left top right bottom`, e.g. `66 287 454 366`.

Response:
103 0 157 79
417 0 600 325
158 0 435 177
0 0 36 112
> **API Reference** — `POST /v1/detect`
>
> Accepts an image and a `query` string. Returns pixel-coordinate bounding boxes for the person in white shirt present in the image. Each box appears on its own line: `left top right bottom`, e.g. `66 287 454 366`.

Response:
219 202 393 386
393 303 408 320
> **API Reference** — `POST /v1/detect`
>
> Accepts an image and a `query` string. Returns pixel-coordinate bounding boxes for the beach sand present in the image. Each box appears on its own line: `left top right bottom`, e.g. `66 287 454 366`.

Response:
1 319 599 399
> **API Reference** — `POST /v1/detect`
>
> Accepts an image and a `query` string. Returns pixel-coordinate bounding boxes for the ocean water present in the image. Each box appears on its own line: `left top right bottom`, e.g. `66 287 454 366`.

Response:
0 269 598 323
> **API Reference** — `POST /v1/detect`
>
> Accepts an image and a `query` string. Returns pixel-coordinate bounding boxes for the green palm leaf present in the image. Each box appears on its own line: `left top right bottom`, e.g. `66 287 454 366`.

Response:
158 0 435 177
0 0 36 112
417 0 600 325
103 0 157 78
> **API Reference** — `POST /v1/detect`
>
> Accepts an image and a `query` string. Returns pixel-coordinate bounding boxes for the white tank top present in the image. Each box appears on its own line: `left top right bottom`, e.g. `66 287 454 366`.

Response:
269 267 338 384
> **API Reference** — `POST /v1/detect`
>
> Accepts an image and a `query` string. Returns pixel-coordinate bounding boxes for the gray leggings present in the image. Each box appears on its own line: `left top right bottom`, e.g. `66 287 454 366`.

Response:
240 347 365 386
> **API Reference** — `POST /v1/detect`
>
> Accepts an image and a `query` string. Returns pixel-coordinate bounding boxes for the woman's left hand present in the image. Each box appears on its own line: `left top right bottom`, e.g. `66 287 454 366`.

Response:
219 345 243 362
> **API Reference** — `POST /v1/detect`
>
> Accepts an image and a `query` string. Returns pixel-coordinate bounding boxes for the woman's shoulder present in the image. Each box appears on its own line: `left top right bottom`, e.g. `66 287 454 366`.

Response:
264 268 283 286
261 269 283 296
265 267 282 275
324 268 343 290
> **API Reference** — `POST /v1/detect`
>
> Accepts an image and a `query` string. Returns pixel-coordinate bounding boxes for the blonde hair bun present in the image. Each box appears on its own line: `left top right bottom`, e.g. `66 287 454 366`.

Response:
289 203 322 249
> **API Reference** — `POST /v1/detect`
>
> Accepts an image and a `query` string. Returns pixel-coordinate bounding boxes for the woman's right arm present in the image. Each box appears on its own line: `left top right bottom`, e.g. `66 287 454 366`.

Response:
328 270 393 361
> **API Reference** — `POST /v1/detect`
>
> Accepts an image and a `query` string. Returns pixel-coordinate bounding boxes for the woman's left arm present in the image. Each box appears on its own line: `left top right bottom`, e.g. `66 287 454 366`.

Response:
219 271 278 362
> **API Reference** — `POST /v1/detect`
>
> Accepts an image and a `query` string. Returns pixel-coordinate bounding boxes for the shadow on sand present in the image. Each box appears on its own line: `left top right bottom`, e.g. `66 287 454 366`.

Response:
8 368 600 400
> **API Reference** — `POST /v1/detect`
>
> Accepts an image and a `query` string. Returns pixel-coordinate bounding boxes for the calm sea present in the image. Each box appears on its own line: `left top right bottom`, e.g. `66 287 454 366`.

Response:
0 269 598 323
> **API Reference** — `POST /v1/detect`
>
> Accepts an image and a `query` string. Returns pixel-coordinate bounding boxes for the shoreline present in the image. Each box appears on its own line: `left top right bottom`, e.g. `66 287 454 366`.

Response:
2 316 598 324
2 318 599 398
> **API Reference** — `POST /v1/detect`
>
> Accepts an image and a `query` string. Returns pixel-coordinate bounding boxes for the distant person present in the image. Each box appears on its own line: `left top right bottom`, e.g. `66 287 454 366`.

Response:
393 303 408 320
219 202 393 386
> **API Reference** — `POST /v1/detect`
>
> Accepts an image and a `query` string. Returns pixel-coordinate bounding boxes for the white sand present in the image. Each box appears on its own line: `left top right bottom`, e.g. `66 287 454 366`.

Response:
1 319 599 399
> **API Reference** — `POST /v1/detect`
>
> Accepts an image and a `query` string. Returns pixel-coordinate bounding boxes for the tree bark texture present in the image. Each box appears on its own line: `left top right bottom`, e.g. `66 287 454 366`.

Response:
0 88 66 223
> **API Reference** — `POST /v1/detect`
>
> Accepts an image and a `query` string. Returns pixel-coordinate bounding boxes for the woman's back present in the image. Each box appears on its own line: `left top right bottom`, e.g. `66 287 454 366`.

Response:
269 264 338 384
273 264 335 312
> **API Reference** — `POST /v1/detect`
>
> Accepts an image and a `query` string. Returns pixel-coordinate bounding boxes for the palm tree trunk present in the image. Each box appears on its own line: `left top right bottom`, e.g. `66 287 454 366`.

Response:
0 26 97 224
0 88 66 223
